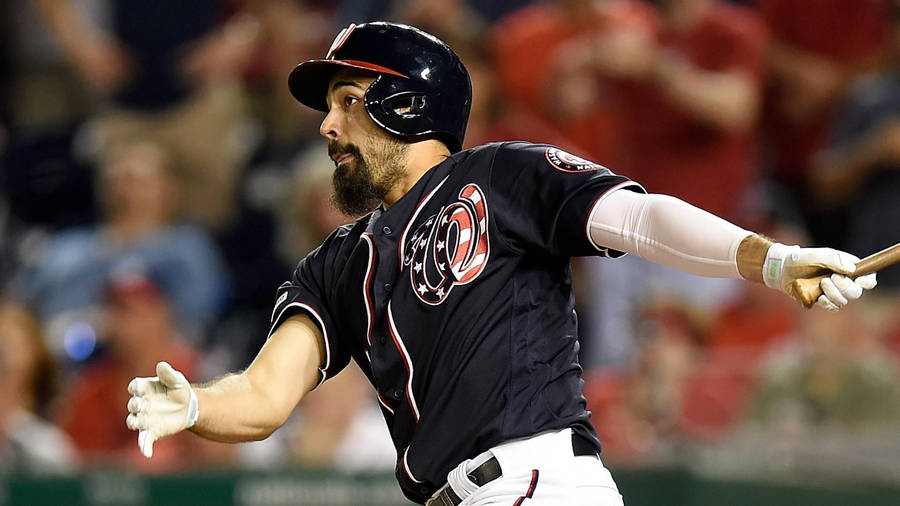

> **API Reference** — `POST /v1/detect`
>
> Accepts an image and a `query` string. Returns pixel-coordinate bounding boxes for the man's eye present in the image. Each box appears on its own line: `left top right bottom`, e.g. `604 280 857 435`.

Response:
345 96 358 107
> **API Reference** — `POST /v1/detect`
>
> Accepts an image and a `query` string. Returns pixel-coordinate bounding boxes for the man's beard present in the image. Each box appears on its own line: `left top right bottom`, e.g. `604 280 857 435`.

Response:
329 137 407 217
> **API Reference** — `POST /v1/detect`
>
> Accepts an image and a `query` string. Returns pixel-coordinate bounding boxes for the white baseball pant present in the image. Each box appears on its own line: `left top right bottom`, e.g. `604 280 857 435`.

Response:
435 428 623 505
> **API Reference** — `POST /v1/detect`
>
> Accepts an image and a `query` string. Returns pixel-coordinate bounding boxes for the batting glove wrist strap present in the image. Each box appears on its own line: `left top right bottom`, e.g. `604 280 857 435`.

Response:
185 386 199 429
762 242 800 290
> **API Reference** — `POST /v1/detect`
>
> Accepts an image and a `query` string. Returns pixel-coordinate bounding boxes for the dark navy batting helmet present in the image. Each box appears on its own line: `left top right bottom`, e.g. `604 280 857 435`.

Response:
288 22 472 153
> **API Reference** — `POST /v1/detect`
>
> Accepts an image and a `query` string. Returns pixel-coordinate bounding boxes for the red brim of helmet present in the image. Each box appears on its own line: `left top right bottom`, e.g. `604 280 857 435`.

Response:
288 59 407 112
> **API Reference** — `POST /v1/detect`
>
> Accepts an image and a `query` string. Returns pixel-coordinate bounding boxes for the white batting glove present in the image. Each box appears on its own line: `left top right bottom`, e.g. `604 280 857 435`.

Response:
126 361 199 458
763 243 877 311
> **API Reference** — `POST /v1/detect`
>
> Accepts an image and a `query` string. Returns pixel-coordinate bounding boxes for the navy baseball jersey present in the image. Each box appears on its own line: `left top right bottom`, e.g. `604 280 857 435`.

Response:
269 141 645 503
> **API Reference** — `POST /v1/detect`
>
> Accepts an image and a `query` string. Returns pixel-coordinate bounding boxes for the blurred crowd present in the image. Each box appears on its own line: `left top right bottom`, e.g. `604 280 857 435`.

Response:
1 0 899 483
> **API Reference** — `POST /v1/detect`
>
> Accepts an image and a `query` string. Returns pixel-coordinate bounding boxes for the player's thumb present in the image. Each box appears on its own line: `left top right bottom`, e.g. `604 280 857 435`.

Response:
138 429 155 458
156 361 188 389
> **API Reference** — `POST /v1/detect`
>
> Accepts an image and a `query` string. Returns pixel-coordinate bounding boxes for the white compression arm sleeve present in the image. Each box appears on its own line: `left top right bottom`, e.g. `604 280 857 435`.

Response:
588 189 754 278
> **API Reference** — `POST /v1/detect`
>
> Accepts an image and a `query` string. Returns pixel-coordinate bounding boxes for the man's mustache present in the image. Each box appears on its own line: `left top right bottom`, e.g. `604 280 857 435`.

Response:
328 141 361 160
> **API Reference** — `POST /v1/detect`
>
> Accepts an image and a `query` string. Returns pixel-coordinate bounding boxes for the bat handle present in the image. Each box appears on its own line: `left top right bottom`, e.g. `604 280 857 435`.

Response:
788 243 900 308
791 275 829 308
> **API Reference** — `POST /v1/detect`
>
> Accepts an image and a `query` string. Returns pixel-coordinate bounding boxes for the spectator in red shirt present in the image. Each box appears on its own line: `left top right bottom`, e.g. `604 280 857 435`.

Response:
55 270 226 471
490 0 657 165
569 0 765 367
809 0 900 289
761 0 890 187
614 0 766 223
463 48 579 150
760 0 890 245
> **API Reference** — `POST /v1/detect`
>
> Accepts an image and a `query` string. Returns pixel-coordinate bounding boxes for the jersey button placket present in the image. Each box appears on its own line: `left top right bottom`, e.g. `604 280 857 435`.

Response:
391 388 403 400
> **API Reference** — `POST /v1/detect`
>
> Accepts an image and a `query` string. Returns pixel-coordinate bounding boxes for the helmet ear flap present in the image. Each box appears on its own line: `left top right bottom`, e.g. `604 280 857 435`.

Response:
380 91 428 118
365 76 435 140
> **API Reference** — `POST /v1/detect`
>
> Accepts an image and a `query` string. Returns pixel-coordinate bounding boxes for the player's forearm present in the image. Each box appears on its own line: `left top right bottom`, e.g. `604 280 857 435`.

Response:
589 190 755 278
589 189 876 310
189 372 290 443
126 314 324 456
190 313 325 443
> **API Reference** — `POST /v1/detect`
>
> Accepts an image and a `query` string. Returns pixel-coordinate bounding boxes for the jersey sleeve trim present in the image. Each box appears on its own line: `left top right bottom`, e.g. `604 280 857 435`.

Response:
584 181 648 257
267 301 333 388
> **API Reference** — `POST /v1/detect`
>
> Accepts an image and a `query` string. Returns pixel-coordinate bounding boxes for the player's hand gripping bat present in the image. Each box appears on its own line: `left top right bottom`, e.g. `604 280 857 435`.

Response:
791 242 900 308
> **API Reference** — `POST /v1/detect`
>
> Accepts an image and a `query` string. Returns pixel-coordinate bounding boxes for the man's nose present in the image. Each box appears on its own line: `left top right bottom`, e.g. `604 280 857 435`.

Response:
320 110 340 141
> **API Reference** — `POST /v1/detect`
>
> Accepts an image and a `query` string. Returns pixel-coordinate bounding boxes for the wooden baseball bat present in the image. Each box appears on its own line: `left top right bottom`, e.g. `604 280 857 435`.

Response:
792 242 900 308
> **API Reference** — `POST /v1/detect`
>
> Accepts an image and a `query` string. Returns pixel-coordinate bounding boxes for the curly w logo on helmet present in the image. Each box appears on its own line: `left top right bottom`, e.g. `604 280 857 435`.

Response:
403 184 490 306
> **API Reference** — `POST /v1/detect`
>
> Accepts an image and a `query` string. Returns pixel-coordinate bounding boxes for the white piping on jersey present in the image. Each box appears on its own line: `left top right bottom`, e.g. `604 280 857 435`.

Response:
376 389 395 415
402 447 424 483
361 233 376 350
268 302 332 387
387 301 421 422
398 174 451 270
584 181 646 257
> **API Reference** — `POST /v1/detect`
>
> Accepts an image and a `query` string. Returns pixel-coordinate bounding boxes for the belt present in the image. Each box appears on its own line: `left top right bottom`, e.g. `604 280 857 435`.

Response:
426 432 598 506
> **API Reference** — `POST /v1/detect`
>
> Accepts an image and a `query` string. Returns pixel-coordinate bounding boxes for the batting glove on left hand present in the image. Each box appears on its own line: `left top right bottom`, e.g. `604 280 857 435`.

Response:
763 243 877 311
126 361 199 458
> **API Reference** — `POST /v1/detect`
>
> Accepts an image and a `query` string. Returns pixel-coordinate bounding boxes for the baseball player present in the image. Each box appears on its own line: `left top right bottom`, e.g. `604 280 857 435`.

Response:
125 22 877 505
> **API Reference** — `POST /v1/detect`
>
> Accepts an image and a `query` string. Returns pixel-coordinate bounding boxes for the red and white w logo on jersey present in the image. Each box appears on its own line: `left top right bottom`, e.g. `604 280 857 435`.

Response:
403 184 490 305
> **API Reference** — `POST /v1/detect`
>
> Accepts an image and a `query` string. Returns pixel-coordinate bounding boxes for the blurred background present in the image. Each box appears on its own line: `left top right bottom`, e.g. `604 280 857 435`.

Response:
1 0 899 504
